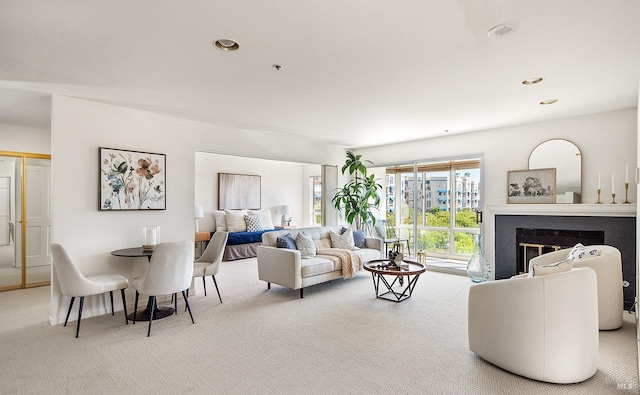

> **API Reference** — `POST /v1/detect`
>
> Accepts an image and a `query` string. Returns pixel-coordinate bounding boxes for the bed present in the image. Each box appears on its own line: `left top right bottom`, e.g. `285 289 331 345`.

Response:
220 229 278 261
213 209 279 261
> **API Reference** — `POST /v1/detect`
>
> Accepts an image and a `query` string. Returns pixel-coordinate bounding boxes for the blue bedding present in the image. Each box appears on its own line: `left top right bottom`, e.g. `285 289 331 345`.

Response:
221 230 275 246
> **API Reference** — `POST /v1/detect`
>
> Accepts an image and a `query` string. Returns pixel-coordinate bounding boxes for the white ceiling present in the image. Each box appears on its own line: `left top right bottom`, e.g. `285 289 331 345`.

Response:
1 1 639 148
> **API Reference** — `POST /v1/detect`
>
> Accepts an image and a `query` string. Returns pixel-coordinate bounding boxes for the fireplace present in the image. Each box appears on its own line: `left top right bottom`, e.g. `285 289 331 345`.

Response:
495 214 636 309
516 228 605 273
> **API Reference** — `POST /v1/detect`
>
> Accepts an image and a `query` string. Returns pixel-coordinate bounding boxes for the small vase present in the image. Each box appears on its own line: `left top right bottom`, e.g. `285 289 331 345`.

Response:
467 234 491 283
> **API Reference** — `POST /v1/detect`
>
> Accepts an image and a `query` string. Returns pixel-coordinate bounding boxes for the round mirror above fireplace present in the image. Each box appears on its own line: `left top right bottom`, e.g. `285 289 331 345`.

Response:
529 139 581 203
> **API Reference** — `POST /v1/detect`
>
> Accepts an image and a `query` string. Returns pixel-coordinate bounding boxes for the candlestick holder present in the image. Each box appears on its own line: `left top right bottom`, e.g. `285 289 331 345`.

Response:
624 182 630 204
611 193 617 204
596 188 601 204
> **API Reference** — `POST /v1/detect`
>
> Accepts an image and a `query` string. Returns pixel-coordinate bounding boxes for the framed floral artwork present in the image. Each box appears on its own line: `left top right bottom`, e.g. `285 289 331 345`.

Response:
99 147 166 210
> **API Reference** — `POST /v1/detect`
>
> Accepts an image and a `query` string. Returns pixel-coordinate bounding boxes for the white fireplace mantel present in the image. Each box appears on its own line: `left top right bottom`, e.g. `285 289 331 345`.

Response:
486 204 636 217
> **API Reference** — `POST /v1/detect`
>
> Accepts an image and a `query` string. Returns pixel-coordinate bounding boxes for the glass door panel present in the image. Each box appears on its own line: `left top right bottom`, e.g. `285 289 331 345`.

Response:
0 155 22 290
452 168 481 257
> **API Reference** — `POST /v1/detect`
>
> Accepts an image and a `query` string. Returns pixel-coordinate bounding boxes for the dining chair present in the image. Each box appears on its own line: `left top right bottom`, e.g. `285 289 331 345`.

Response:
192 231 228 303
51 243 130 338
132 240 195 336
375 220 411 258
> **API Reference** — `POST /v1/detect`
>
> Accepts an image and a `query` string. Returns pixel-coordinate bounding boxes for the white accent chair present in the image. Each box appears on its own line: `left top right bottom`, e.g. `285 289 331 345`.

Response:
468 267 599 384
193 231 228 303
529 245 623 330
51 243 129 338
133 240 195 337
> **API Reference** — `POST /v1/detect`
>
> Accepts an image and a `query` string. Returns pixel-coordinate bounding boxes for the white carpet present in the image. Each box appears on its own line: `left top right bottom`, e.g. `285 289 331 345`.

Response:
0 257 638 394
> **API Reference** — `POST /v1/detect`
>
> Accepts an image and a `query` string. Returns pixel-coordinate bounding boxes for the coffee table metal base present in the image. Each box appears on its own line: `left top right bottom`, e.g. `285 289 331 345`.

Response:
370 272 422 302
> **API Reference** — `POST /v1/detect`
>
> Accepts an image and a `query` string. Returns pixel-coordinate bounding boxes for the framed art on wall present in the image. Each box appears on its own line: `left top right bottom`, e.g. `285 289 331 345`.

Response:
218 173 261 210
507 168 556 204
99 147 166 210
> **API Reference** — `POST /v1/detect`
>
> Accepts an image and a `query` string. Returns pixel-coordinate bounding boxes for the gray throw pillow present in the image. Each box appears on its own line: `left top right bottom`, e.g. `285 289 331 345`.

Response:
295 232 317 258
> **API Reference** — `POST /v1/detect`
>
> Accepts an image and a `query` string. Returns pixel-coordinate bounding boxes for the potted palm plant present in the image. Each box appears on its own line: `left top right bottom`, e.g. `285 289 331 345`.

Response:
331 151 382 230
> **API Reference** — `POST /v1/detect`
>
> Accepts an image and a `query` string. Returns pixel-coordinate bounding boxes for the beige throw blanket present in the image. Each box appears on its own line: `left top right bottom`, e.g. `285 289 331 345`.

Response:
316 248 363 279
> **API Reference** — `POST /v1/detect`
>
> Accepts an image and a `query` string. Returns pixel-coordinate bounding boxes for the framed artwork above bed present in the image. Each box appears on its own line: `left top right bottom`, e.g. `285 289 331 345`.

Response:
218 173 261 210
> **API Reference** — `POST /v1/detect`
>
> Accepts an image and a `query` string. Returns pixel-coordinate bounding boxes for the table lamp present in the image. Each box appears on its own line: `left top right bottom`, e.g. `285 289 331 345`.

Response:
195 206 204 232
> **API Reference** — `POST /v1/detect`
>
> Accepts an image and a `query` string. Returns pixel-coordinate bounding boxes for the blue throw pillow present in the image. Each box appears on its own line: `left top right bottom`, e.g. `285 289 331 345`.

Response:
276 233 297 249
353 229 366 248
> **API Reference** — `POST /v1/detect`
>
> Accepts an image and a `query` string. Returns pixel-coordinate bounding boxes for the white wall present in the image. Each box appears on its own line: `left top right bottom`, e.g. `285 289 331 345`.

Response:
0 123 51 154
50 95 344 324
195 152 321 231
355 108 638 266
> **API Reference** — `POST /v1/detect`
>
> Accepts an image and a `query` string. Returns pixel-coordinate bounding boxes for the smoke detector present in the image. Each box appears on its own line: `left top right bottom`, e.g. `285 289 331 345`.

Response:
487 23 519 38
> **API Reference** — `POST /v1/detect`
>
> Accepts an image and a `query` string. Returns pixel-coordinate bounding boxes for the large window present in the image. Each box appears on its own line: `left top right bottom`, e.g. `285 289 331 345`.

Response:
385 159 481 260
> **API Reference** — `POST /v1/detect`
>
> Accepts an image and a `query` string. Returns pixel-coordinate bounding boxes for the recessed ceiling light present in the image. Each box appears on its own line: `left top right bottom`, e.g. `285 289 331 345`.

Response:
487 23 519 38
522 77 543 85
214 39 239 51
540 99 558 105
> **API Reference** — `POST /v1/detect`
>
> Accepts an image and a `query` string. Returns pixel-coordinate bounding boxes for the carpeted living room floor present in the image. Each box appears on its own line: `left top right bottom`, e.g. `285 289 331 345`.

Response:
0 257 638 394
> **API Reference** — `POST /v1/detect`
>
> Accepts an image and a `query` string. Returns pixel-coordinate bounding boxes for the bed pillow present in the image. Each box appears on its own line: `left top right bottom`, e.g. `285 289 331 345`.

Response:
295 232 316 258
245 214 264 232
213 210 227 232
225 209 247 232
529 258 572 277
276 233 297 250
330 229 358 250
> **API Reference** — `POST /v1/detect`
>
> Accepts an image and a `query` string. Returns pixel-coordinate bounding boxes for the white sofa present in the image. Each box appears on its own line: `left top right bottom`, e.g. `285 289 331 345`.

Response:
468 267 599 384
257 226 383 298
528 245 623 330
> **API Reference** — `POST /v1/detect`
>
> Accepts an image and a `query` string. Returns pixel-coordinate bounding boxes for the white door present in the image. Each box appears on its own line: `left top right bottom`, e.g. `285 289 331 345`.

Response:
25 160 51 268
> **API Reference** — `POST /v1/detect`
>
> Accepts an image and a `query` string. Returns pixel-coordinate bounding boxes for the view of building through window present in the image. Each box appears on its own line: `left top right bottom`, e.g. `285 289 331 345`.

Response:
384 159 481 261
311 176 322 226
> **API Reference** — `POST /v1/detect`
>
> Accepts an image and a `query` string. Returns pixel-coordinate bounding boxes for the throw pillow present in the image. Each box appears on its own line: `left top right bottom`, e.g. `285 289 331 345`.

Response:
295 232 316 258
530 258 572 277
245 214 264 232
314 239 331 249
330 229 358 250
225 209 247 233
341 226 365 248
276 233 297 249
248 209 275 230
567 243 601 262
353 229 366 248
213 210 227 232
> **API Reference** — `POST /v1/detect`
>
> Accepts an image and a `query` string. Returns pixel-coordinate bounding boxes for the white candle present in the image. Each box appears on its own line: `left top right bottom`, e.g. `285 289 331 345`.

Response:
598 172 601 189
626 164 629 183
612 174 615 192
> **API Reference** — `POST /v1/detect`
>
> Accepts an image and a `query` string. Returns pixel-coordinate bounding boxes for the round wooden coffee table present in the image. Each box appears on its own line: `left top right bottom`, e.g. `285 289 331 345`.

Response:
363 259 426 302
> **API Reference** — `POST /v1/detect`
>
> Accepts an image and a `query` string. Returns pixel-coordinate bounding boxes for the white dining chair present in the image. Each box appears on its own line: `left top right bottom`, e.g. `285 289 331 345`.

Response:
51 243 130 338
193 231 228 303
132 240 195 336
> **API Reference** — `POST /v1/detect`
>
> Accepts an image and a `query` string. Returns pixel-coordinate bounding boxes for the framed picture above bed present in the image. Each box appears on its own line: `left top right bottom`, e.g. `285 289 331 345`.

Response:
218 173 261 210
